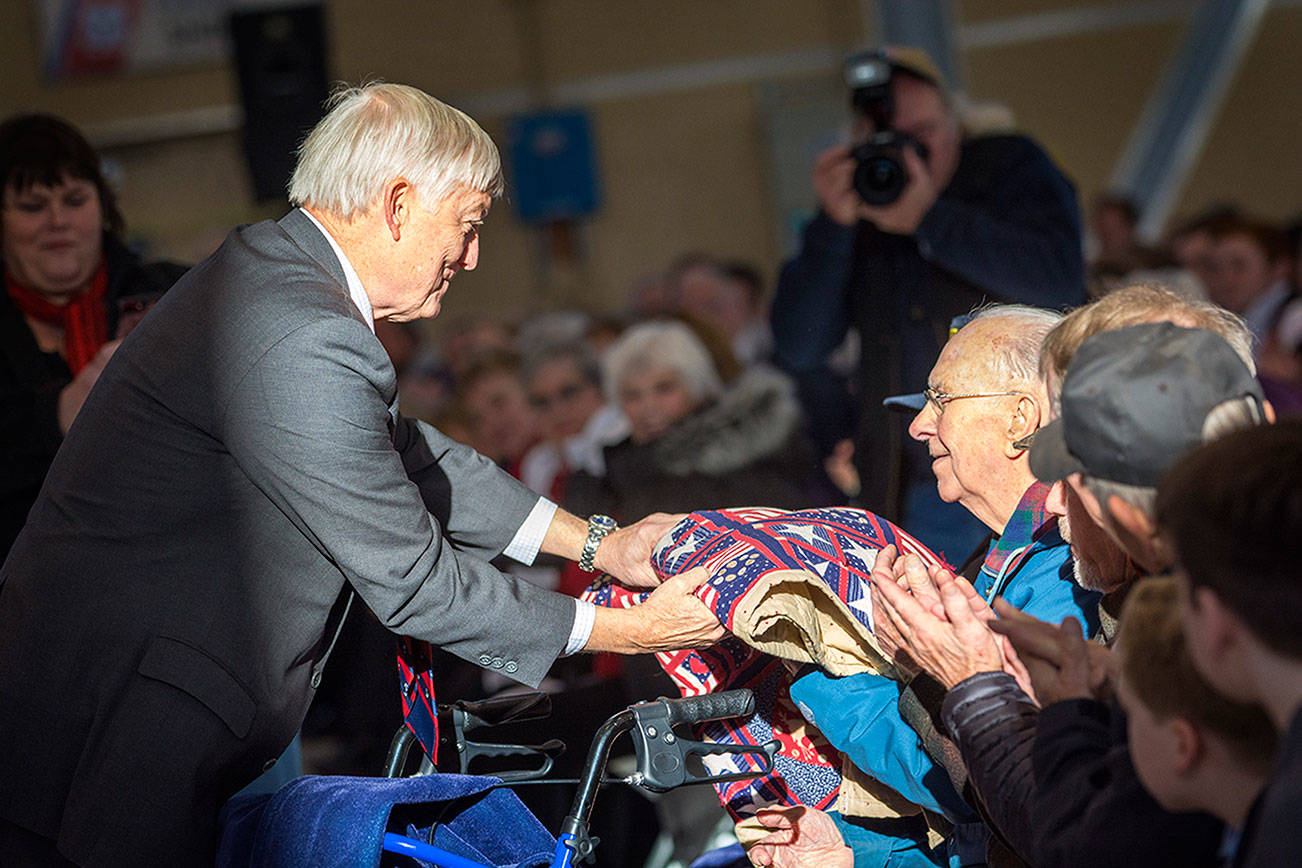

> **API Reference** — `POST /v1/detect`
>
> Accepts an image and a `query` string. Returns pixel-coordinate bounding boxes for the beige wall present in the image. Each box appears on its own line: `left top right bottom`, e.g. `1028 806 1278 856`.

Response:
3 0 1297 326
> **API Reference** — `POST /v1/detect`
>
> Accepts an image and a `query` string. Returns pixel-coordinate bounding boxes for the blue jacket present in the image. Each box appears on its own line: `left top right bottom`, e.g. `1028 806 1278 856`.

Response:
789 482 1101 820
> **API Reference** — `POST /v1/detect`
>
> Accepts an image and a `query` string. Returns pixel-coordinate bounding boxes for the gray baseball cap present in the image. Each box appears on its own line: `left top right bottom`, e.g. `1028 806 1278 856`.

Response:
1030 322 1265 487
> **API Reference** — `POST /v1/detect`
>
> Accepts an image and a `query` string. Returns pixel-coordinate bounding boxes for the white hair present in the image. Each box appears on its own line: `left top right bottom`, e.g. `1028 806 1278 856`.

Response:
288 82 504 220
601 321 723 404
969 303 1064 385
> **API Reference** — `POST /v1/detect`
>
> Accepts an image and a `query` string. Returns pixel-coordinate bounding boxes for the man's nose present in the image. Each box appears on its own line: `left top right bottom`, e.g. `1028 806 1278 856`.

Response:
462 234 480 271
1044 479 1068 517
907 405 936 442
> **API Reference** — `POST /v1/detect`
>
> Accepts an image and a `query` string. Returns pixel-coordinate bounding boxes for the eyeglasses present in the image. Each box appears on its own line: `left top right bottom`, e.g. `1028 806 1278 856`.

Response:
923 386 1022 415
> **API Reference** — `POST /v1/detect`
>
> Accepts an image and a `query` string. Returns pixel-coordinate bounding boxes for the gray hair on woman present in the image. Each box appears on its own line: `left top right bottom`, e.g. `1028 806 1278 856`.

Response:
289 82 504 221
602 320 723 404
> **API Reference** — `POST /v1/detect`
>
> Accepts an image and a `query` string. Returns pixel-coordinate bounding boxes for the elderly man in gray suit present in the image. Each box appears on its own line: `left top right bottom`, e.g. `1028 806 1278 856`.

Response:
0 83 723 866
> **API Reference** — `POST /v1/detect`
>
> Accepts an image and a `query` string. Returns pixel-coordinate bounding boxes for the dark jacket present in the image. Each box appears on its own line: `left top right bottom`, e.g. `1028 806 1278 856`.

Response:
938 673 1224 867
1235 706 1302 867
770 134 1085 518
567 367 824 523
0 233 187 560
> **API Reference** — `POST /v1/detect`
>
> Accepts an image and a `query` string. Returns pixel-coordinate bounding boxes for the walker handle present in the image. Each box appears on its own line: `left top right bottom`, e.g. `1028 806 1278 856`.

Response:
661 689 755 726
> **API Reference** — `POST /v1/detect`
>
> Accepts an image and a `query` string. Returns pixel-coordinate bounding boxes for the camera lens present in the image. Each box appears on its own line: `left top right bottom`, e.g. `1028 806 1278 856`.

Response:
852 147 907 206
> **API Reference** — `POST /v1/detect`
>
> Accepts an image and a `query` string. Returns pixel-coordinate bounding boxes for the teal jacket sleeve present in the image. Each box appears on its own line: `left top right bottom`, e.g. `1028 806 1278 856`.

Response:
789 667 978 822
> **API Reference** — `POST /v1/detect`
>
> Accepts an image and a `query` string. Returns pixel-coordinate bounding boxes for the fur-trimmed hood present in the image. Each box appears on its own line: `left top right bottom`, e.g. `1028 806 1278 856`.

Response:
650 367 803 476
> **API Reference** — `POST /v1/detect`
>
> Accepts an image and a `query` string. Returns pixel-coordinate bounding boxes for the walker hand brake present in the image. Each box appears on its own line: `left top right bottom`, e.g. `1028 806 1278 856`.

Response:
628 690 779 793
438 692 565 780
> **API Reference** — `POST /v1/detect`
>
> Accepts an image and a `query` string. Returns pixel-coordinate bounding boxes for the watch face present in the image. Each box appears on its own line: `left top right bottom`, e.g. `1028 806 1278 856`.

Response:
591 515 617 532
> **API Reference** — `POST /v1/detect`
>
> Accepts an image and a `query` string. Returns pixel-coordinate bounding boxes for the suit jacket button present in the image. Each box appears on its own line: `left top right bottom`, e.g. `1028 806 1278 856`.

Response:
491 657 504 669
504 661 518 674
478 654 492 666
262 758 278 772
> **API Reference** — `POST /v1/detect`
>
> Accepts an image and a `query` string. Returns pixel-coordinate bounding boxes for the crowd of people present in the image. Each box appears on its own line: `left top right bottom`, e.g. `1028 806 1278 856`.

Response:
0 43 1300 868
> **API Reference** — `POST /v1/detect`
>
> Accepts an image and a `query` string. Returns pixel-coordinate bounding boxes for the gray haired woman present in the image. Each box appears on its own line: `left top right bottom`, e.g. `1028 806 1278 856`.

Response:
566 320 827 523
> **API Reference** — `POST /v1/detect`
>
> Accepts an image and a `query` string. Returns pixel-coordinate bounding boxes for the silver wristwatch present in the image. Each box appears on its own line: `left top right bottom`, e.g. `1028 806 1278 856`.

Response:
579 514 618 572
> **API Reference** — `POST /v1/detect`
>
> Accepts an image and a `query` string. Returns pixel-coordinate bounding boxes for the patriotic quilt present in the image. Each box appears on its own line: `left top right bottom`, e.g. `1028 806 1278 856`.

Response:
583 506 947 821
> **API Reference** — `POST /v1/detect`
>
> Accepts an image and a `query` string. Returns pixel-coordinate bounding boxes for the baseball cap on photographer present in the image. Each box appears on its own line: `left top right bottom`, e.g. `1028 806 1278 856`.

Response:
1029 322 1265 487
883 45 946 91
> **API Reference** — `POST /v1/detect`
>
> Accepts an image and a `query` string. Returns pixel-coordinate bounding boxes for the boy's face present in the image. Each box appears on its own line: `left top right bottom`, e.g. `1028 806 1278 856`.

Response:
1117 673 1190 812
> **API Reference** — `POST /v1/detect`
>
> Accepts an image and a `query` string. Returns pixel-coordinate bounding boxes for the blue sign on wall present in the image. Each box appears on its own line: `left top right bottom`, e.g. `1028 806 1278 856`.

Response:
507 110 601 223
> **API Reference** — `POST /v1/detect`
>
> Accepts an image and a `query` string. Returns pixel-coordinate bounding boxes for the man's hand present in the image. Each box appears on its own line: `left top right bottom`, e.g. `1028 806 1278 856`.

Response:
57 339 121 434
859 146 939 235
863 545 916 673
870 563 1005 689
748 806 853 868
892 550 944 615
585 567 725 654
824 439 861 499
869 583 916 676
593 512 683 589
812 145 862 227
990 600 1114 705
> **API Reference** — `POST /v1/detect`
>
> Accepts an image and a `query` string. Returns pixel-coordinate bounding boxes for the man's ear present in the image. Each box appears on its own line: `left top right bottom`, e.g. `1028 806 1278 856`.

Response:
1005 394 1041 458
1193 585 1241 660
1107 495 1158 548
1172 717 1204 774
383 178 411 242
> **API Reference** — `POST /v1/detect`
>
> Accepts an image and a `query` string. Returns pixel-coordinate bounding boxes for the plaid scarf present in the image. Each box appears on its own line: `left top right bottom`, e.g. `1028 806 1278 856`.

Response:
6 260 109 374
977 481 1057 600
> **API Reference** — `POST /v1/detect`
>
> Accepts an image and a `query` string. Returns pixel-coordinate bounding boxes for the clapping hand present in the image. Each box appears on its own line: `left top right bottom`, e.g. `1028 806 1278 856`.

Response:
989 601 1113 706
866 547 1035 696
870 558 1007 689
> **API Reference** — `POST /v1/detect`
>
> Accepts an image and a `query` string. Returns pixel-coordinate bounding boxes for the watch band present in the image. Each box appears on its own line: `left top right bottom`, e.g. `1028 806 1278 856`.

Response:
579 514 618 572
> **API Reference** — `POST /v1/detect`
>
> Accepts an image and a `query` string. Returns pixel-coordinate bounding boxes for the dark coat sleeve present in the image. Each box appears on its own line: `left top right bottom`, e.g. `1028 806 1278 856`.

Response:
1030 698 1225 868
770 212 859 374
941 671 1041 864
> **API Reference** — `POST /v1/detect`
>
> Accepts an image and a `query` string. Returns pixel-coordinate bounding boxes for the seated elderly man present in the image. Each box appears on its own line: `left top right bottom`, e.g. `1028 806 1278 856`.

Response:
788 304 1101 866
863 308 1265 866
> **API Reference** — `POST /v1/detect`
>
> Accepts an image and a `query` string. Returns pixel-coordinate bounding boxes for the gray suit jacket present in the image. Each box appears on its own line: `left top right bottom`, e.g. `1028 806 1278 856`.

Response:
0 210 575 865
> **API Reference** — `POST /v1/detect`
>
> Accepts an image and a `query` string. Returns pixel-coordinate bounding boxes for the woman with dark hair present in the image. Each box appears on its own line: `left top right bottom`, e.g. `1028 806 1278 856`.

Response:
1 113 187 559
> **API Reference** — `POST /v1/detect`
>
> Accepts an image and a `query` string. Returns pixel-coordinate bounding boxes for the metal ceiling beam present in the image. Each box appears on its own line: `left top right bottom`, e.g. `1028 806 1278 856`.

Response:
1109 0 1272 239
875 0 963 92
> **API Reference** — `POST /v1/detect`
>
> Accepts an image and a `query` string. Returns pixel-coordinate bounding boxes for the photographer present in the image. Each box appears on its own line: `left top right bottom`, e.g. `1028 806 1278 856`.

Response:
771 46 1084 561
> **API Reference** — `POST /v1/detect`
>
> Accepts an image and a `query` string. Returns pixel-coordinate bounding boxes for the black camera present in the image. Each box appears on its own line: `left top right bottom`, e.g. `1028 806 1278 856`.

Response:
843 51 929 206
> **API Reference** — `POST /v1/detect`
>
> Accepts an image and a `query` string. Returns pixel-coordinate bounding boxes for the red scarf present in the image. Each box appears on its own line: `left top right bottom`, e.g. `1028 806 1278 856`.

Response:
5 261 109 374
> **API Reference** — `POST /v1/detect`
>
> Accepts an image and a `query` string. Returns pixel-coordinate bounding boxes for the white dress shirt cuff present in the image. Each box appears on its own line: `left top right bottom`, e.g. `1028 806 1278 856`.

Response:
565 599 596 657
503 498 556 565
